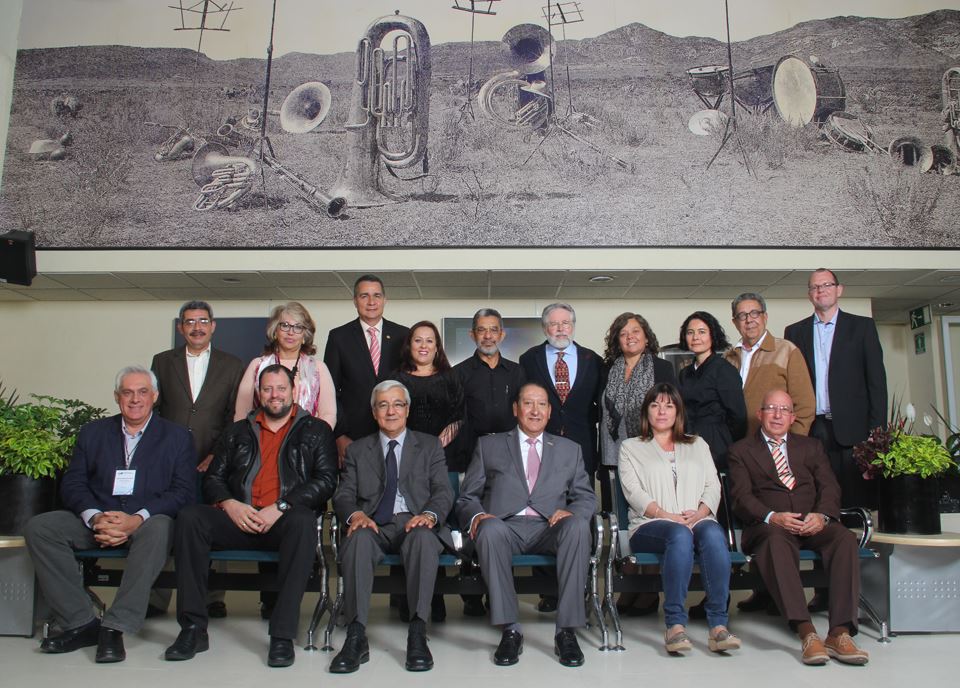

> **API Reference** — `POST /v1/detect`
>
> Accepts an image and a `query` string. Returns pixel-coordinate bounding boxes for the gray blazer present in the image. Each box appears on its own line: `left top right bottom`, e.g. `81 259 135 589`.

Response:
456 428 596 529
334 429 454 533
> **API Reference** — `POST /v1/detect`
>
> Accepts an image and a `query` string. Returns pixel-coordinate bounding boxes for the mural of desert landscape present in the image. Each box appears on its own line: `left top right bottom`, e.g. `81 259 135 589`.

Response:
1 0 958 248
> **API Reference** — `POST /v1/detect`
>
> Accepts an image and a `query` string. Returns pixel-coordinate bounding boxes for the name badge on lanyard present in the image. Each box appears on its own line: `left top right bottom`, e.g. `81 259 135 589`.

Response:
113 469 136 496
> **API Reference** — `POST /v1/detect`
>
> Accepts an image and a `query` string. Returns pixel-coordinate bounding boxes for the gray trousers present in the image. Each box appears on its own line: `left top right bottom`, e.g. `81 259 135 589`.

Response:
24 510 173 634
474 514 590 628
339 513 443 626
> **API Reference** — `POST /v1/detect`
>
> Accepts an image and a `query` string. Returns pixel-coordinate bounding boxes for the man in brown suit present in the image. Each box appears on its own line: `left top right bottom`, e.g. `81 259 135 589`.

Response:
727 389 868 666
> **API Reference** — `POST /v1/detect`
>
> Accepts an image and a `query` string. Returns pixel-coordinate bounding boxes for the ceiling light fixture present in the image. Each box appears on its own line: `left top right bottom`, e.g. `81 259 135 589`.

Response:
589 275 614 283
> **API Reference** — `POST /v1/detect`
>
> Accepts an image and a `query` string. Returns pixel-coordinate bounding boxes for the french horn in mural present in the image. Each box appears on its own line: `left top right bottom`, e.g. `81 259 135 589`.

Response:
328 13 432 208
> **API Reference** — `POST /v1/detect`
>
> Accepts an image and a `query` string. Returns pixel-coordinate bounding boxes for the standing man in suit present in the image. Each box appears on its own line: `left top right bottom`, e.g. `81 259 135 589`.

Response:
329 380 454 674
724 292 816 438
324 275 408 465
25 366 195 663
784 269 887 509
456 382 596 668
727 389 868 666
151 300 244 617
519 303 600 613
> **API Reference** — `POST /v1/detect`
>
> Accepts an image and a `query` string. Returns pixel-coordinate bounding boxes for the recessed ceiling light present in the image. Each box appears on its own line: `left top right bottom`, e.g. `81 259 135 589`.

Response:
939 275 960 283
589 275 614 283
222 277 241 284
938 302 955 309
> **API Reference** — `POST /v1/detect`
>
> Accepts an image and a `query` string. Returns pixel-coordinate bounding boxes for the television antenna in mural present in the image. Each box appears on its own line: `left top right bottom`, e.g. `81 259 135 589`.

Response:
705 0 755 177
452 1 501 121
168 1 242 70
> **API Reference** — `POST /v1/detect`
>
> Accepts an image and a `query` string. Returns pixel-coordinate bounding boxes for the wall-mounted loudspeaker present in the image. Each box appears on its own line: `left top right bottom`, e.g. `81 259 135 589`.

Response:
0 230 37 287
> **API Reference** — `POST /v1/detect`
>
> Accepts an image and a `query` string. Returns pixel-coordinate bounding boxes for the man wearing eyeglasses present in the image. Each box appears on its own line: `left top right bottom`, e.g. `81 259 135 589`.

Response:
727 389 867 666
724 292 815 438
784 269 887 510
330 380 454 674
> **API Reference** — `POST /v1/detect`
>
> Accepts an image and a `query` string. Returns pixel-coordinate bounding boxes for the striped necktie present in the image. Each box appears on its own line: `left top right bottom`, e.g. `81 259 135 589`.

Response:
768 438 796 490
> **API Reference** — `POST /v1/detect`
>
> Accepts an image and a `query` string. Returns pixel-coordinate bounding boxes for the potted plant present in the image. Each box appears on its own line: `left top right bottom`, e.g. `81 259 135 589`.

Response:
855 401 958 534
0 384 105 535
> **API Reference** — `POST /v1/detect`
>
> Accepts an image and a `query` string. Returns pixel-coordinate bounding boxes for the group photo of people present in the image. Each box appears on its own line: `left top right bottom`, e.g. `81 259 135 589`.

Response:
20 268 888 672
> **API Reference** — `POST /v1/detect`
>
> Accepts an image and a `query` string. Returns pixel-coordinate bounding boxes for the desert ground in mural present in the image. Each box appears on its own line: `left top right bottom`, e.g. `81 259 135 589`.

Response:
1 12 958 248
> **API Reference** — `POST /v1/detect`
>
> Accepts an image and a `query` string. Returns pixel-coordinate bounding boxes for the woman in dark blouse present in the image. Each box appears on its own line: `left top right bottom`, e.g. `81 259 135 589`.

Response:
676 311 746 471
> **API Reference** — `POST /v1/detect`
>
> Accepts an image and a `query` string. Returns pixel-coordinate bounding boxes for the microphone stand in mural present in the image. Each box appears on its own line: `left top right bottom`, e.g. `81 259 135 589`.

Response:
706 0 755 177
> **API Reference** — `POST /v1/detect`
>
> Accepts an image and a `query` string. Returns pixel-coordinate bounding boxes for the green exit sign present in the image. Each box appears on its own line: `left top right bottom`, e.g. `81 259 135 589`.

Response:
909 306 931 330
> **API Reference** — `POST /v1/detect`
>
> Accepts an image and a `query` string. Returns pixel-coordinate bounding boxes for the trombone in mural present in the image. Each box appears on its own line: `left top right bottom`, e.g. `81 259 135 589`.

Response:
328 13 432 208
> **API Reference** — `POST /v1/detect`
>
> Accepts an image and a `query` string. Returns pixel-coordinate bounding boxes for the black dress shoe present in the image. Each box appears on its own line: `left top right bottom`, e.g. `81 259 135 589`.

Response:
165 625 210 661
207 601 228 619
405 618 433 672
554 629 584 667
536 596 558 613
40 619 100 654
493 629 523 666
329 622 369 674
95 627 126 663
462 595 486 617
267 637 295 668
431 594 446 623
737 590 773 612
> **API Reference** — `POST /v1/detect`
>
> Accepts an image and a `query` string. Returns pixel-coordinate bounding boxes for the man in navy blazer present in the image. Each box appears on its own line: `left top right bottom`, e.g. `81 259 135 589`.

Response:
25 366 195 663
518 303 601 476
784 269 887 509
456 382 596 668
323 274 408 464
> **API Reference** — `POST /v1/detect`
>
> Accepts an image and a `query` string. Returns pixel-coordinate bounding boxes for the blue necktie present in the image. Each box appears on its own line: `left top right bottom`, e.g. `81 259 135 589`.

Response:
373 440 399 525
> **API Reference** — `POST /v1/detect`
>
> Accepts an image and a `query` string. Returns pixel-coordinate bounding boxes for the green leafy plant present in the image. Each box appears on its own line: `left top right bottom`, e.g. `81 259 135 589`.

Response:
0 389 106 480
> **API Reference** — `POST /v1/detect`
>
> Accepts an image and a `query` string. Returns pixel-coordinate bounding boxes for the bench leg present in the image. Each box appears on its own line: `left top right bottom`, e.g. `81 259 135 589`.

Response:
858 593 891 643
304 591 329 651
322 577 344 652
602 560 625 651
587 559 608 650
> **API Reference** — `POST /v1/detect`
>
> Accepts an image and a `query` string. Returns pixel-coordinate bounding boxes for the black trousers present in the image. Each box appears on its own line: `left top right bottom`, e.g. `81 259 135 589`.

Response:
810 416 877 510
173 504 318 639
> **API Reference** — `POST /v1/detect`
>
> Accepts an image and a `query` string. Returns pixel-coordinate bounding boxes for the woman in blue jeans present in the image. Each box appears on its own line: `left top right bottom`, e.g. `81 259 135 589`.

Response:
618 383 740 654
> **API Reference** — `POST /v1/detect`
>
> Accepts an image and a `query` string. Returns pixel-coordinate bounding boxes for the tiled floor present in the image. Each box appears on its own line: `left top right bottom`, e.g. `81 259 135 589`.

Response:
1 589 954 688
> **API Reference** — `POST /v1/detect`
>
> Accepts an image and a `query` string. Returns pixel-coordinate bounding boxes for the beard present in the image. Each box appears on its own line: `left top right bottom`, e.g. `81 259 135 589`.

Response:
262 401 293 420
477 342 500 355
546 334 571 349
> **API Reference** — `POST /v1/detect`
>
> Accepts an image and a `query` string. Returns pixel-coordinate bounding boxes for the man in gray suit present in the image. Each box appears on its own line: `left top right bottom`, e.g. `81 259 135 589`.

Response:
329 380 454 674
456 382 595 667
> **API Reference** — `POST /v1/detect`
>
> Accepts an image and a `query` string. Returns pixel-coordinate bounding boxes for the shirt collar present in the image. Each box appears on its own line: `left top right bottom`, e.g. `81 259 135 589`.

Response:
546 342 576 356
186 346 211 358
518 429 543 445
738 330 767 352
815 309 839 326
361 319 383 333
380 429 406 451
121 413 153 439
760 429 787 447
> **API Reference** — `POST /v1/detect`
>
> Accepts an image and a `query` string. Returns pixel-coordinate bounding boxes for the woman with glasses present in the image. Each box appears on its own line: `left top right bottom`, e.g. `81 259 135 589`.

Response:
389 320 464 622
619 383 740 655
235 301 337 430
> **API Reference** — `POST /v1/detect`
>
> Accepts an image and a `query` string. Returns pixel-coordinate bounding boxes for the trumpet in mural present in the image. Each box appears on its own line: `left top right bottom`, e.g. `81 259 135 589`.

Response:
328 13 432 208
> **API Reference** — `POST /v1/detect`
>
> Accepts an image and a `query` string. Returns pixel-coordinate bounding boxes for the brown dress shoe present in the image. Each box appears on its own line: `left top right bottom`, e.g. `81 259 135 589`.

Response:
825 633 869 665
800 633 829 665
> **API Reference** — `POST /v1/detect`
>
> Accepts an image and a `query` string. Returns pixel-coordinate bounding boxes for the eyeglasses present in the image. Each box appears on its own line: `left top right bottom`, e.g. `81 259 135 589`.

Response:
760 404 794 414
474 327 502 335
181 317 211 326
375 401 408 411
734 309 765 322
546 320 574 330
808 282 838 293
278 322 306 334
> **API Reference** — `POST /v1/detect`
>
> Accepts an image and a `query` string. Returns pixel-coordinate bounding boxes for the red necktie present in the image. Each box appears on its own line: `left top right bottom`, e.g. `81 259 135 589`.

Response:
368 327 380 375
554 351 570 404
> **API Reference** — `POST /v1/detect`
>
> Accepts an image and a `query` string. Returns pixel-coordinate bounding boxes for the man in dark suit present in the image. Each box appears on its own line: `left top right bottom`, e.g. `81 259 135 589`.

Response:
150 300 244 617
784 268 887 509
24 366 195 663
727 389 868 666
329 380 454 674
456 382 596 668
164 364 338 668
518 303 600 613
324 274 408 464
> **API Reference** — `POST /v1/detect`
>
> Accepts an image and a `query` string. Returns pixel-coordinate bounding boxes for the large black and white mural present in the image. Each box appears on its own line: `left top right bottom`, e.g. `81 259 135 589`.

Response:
1 0 958 248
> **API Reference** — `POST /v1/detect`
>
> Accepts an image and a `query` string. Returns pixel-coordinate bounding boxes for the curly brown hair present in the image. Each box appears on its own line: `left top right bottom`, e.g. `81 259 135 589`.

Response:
602 312 660 366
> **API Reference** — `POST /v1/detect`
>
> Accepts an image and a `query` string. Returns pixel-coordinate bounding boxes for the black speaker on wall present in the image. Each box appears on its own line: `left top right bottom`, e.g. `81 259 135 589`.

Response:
0 230 37 287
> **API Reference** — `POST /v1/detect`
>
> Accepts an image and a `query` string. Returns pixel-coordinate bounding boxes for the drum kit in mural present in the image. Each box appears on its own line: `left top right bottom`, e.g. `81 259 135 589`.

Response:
136 11 626 217
687 58 960 175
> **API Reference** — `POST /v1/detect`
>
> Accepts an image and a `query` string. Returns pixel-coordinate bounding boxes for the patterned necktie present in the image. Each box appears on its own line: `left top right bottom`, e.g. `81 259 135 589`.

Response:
524 438 540 516
368 326 380 375
554 351 570 404
373 440 399 525
768 438 796 490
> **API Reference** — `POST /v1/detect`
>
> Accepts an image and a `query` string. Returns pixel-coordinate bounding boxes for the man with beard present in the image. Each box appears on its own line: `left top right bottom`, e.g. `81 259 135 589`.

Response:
453 308 526 616
164 364 338 667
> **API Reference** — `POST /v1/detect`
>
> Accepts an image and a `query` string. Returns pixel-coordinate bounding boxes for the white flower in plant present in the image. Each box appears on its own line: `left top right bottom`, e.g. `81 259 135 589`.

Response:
923 414 934 428
905 403 916 422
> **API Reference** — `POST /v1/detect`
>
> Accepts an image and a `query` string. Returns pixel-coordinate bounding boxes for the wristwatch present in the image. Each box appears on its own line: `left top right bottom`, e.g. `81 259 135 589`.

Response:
276 499 291 513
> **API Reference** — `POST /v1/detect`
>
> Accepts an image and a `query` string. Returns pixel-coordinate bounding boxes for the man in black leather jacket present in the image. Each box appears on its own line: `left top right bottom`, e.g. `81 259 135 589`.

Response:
164 364 338 667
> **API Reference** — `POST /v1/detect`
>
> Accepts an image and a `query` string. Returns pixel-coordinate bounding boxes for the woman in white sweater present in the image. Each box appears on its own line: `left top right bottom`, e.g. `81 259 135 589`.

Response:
619 382 740 654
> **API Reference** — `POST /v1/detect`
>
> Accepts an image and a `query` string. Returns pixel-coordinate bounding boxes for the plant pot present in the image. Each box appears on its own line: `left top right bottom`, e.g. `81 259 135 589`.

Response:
0 473 58 535
877 474 941 535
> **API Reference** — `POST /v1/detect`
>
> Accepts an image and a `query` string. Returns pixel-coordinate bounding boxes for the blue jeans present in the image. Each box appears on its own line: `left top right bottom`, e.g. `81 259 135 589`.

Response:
628 519 731 628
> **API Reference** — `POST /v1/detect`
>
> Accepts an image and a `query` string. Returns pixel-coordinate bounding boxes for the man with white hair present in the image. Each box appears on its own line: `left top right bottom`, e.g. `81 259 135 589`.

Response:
25 366 195 663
